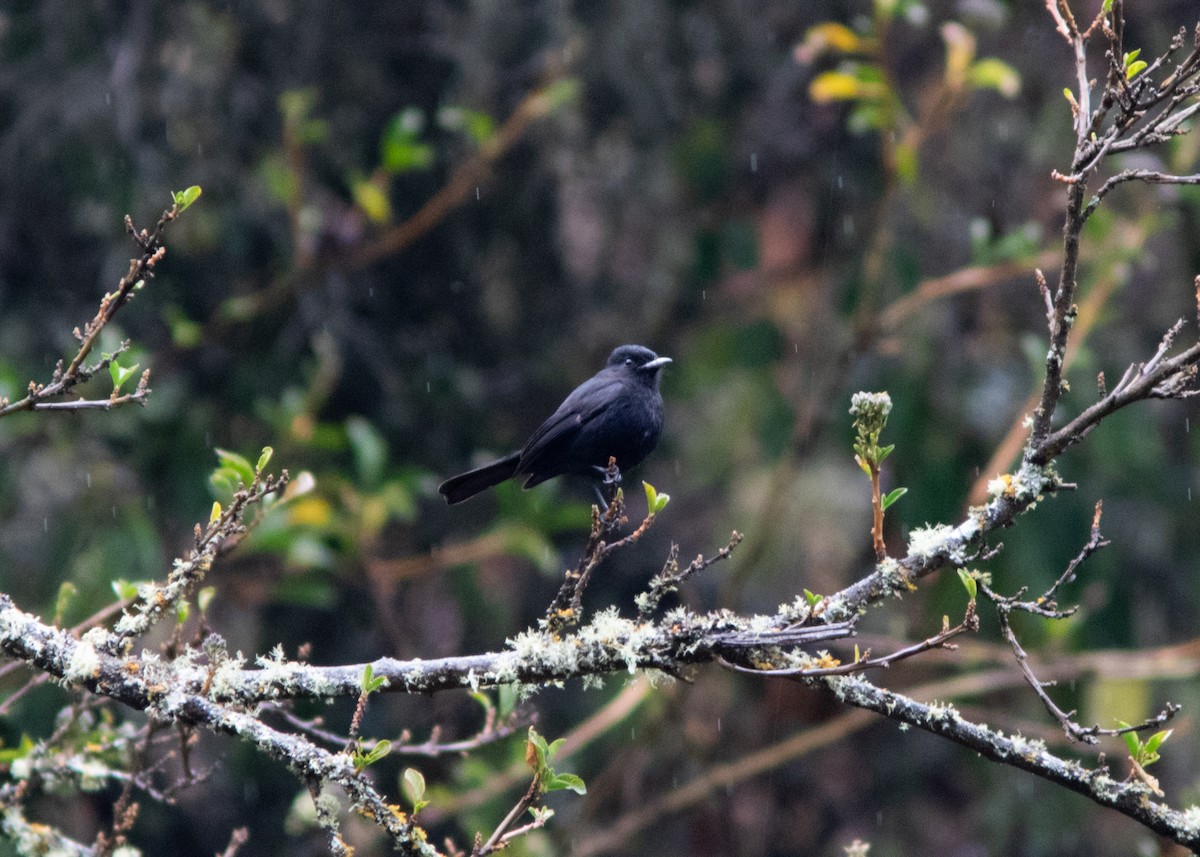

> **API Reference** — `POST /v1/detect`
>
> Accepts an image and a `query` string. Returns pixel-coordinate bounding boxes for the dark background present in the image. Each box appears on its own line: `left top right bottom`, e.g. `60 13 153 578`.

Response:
1 0 1199 854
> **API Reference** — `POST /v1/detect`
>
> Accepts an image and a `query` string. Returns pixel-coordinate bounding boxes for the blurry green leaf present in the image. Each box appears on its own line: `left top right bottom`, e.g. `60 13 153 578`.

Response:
210 501 222 524
346 416 388 488
436 106 496 144
380 109 434 174
111 579 140 600
164 306 202 348
0 735 35 765
803 589 822 607
847 102 887 133
894 142 918 184
279 88 318 125
171 185 202 213
258 153 298 206
810 70 866 102
197 586 216 613
498 684 519 719
941 21 976 80
176 601 190 625
256 446 274 474
214 449 256 487
350 174 392 224
54 581 78 626
796 22 864 61
969 58 1021 98
1101 0 1113 11
544 78 582 111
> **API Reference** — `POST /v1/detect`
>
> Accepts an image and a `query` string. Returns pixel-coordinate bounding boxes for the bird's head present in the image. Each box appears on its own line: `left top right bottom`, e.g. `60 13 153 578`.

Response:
607 345 672 378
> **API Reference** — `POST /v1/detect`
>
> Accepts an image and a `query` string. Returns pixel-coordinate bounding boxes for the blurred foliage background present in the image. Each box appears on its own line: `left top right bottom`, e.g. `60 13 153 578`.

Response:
1 0 1200 854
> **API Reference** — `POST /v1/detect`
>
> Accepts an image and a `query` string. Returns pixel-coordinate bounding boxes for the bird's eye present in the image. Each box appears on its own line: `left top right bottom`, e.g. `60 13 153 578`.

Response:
625 358 634 366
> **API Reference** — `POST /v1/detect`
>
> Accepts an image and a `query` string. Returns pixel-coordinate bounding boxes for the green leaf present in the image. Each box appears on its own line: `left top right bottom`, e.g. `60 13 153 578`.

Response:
1144 729 1172 756
111 579 141 600
176 601 191 625
256 447 274 474
880 486 908 512
214 449 256 487
968 57 1021 98
361 664 388 694
209 501 222 524
353 739 392 772
544 773 587 795
109 360 139 393
346 416 388 488
498 684 519 719
172 185 202 213
197 586 216 613
876 443 895 463
402 768 427 809
54 582 78 626
1122 49 1142 66
380 108 434 174
956 568 977 601
1118 723 1140 756
350 174 392 224
1125 60 1147 80
803 589 822 607
1101 0 1113 11
642 481 670 514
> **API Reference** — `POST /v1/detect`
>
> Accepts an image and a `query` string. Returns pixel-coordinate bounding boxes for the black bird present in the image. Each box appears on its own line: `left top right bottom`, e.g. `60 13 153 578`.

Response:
439 345 671 504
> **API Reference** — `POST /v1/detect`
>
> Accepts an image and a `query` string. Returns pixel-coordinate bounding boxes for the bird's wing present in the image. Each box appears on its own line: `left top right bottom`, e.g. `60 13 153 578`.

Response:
516 374 621 475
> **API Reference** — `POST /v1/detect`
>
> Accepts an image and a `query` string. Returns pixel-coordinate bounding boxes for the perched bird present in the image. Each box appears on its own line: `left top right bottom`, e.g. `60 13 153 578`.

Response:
439 345 671 504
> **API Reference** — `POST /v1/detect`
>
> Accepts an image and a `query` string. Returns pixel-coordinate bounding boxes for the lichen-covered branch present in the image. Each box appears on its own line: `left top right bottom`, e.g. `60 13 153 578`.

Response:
825 674 1200 849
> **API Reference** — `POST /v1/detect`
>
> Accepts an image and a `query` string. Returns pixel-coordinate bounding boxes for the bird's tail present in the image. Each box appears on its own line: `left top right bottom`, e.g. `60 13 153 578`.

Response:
438 452 521 504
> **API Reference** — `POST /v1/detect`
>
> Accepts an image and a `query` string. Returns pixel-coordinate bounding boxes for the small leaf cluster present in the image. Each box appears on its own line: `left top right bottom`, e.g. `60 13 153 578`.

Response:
525 728 586 796
1120 724 1172 768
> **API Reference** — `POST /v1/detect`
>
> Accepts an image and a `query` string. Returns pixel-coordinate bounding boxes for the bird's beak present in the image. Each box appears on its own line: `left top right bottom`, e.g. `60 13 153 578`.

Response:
643 356 672 370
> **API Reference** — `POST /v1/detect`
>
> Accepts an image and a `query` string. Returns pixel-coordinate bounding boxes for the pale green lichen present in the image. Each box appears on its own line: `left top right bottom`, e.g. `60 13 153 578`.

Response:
1178 805 1200 836
906 524 956 560
64 641 101 684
